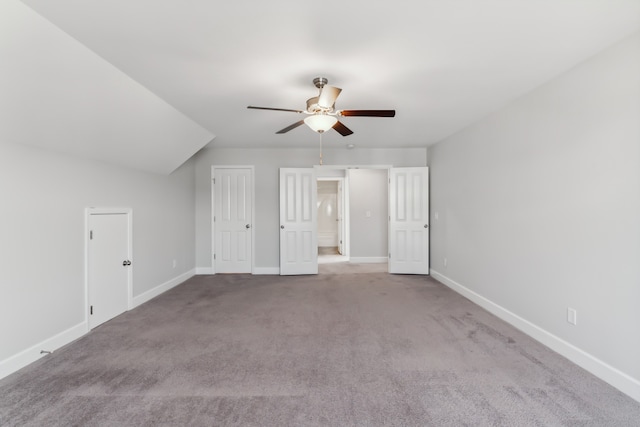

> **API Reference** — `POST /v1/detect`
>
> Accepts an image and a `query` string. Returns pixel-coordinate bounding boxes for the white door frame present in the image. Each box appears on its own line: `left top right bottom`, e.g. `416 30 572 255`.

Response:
84 207 133 332
211 165 255 274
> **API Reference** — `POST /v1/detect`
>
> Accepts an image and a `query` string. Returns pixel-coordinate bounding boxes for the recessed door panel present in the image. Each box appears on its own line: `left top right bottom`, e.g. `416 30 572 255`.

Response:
214 168 253 273
389 167 429 274
280 168 318 275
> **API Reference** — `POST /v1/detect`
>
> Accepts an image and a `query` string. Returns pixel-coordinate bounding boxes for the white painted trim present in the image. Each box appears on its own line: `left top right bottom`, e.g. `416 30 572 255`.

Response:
315 164 393 171
132 269 195 308
349 257 388 263
211 166 256 275
0 322 86 381
430 269 640 403
0 268 196 381
253 267 280 275
198 266 278 275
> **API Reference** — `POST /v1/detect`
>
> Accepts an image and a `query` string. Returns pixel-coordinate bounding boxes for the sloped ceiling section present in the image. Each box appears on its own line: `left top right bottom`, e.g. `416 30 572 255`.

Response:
15 0 640 152
0 1 214 175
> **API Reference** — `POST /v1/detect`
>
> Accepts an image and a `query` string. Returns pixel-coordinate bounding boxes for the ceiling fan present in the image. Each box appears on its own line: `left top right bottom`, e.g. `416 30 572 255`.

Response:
247 77 395 136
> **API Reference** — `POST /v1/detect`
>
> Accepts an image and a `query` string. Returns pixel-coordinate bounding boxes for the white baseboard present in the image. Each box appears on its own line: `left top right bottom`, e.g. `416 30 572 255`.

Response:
197 267 280 275
430 269 640 403
253 267 280 275
132 269 195 308
1 271 196 382
0 321 87 381
349 257 388 264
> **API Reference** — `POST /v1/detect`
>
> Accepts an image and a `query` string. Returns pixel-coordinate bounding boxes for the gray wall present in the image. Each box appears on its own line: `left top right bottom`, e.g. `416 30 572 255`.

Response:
428 32 640 392
349 169 389 258
194 148 426 270
0 141 197 364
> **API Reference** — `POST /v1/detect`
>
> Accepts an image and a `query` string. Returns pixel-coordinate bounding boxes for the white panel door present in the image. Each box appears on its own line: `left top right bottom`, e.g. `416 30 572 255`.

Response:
214 168 252 273
389 167 429 274
88 212 131 329
280 168 318 275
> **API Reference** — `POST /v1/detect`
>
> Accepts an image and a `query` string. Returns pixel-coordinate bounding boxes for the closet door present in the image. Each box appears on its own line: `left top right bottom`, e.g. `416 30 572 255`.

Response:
389 167 429 274
214 168 253 273
87 209 132 329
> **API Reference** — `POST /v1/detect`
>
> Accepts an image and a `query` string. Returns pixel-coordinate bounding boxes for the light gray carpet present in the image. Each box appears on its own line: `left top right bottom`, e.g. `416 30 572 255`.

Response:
2 267 639 426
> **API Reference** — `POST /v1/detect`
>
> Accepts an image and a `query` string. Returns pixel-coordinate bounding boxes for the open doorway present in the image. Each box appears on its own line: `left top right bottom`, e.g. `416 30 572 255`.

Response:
317 178 347 265
281 165 428 275
316 167 389 268
347 169 389 264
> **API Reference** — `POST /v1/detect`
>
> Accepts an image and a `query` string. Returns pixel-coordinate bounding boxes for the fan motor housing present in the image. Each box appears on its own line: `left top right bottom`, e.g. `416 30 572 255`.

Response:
306 97 320 113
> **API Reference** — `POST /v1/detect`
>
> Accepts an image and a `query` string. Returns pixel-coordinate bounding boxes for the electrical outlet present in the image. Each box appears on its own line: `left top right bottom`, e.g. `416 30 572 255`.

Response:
172 259 177 269
435 211 439 220
567 307 577 325
443 258 448 268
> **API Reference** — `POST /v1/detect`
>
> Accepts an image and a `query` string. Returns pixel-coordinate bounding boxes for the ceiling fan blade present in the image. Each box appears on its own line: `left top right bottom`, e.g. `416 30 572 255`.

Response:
248 106 304 113
276 120 306 134
332 120 354 136
317 86 342 109
338 109 396 117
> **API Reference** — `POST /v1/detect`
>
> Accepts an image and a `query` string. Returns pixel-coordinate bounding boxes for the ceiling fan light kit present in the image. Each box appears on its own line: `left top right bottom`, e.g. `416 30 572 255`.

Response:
247 77 395 136
304 114 337 133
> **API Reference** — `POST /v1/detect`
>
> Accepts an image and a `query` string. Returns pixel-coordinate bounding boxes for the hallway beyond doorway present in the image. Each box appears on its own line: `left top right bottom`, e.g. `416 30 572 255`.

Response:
318 246 348 264
318 246 388 274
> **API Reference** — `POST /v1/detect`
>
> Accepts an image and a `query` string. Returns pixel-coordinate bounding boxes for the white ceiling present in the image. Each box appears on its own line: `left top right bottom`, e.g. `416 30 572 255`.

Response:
10 0 640 155
1 1 214 174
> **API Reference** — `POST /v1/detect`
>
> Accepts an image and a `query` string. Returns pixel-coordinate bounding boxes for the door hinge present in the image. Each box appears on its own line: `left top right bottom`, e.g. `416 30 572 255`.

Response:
213 178 215 184
90 230 93 240
90 305 93 315
389 253 391 259
214 254 216 260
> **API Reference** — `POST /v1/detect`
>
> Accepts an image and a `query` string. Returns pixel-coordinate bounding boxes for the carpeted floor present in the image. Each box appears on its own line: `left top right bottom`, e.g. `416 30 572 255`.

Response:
1 266 639 426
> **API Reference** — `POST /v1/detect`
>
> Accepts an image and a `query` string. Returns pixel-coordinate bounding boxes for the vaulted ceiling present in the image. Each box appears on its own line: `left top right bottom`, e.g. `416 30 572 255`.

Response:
3 0 640 173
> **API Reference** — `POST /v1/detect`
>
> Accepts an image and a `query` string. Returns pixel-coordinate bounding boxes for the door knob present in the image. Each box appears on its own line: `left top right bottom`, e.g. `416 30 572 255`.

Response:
281 225 284 229
424 224 429 228
246 224 250 229
122 260 131 266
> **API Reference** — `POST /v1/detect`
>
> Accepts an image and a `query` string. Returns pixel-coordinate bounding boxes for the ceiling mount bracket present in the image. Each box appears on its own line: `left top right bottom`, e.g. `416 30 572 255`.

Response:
313 77 328 89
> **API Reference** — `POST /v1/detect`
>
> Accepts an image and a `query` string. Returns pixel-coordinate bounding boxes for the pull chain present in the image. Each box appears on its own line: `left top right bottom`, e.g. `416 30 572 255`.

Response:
319 131 323 165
